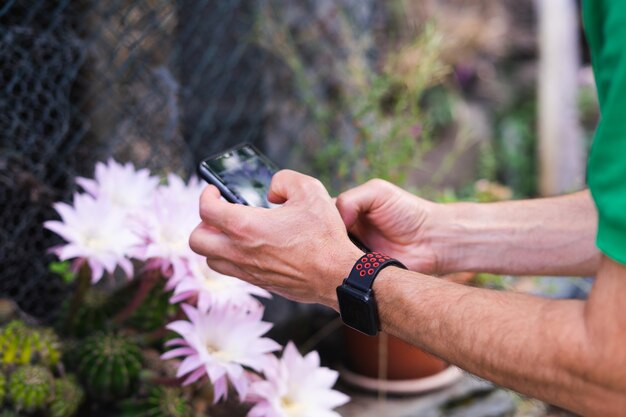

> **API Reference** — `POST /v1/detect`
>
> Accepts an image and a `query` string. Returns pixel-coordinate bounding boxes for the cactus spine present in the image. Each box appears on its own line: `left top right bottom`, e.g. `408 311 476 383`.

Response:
74 333 142 401
50 376 84 417
0 371 5 407
121 387 192 417
8 365 54 413
0 321 61 367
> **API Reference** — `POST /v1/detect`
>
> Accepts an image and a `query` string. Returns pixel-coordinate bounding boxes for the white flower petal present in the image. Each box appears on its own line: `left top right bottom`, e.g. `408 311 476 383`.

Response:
177 355 203 378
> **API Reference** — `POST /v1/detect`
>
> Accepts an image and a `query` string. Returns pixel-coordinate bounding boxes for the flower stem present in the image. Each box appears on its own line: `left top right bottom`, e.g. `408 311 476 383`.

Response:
136 307 184 346
112 269 160 324
64 263 91 333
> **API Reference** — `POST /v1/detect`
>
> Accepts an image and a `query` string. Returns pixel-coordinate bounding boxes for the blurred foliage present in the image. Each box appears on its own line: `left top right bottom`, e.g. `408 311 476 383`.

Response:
0 320 84 417
49 262 75 285
0 320 62 367
492 94 538 197
120 386 193 417
255 3 450 193
578 69 600 153
254 0 551 201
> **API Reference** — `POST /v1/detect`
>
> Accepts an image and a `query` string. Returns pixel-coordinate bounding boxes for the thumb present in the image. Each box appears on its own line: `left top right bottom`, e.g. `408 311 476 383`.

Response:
267 169 328 204
336 180 389 229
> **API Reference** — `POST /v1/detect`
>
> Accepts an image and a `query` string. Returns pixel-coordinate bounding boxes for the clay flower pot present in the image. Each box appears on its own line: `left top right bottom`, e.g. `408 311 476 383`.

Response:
340 273 474 390
343 326 447 380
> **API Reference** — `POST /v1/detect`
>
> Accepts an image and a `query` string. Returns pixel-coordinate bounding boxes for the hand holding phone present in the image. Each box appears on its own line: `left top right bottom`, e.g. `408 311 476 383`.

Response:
198 144 278 208
197 143 369 251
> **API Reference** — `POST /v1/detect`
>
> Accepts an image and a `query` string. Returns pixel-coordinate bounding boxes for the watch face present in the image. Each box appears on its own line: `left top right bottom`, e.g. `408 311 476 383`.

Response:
336 285 379 336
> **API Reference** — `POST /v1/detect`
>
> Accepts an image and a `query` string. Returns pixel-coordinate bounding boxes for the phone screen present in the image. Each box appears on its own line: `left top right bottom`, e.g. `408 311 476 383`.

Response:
204 146 277 208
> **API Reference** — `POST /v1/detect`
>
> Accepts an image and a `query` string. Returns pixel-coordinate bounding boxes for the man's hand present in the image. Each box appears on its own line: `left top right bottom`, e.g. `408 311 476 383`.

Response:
189 170 362 308
338 182 600 277
336 179 444 274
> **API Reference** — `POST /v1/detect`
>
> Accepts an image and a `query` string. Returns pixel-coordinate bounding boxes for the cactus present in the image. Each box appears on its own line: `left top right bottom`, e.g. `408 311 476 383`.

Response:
8 365 54 413
0 321 61 367
121 387 192 417
50 375 84 417
126 282 173 332
73 333 142 401
0 371 5 407
57 289 111 338
0 411 22 417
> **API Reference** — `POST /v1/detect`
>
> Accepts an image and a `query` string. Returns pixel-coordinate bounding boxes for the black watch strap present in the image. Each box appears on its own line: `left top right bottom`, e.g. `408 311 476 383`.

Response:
345 252 407 292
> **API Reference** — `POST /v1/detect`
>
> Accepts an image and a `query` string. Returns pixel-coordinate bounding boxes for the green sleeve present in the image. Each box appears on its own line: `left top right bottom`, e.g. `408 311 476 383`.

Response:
583 0 626 265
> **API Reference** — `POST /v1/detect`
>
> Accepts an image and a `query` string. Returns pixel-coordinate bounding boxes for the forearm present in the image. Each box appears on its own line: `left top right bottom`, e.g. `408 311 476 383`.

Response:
370 259 626 417
430 190 600 276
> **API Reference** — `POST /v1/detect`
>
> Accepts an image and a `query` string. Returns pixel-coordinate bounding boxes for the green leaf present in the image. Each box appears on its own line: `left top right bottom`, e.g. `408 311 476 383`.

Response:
49 262 76 284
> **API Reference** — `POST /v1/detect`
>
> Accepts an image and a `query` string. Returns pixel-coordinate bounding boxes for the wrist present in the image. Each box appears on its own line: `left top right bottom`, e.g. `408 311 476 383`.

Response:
425 201 486 275
323 245 364 311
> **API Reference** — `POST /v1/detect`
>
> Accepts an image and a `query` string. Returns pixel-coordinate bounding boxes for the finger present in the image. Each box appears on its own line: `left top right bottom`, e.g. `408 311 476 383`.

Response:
206 258 255 284
198 185 228 226
198 185 262 234
201 184 222 201
189 222 235 258
267 169 329 204
336 180 388 229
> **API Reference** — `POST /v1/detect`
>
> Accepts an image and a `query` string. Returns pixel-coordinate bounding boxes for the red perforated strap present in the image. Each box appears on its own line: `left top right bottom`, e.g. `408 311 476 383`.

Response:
345 252 407 293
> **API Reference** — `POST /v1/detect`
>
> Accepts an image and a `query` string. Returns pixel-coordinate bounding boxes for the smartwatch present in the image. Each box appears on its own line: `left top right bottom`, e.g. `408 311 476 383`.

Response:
336 252 406 336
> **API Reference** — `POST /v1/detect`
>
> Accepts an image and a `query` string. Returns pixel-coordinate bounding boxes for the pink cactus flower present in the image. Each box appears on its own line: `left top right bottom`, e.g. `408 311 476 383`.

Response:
170 253 271 313
163 304 281 403
248 342 349 417
76 158 159 212
44 193 141 282
132 175 204 283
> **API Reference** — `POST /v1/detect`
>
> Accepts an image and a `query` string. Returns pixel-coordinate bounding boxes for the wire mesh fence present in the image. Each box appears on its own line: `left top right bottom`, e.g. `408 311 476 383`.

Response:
1 0 539 319
0 0 282 319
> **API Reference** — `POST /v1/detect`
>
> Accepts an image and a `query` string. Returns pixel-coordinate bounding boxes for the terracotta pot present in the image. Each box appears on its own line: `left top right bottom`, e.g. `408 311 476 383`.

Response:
342 273 475 381
343 326 447 380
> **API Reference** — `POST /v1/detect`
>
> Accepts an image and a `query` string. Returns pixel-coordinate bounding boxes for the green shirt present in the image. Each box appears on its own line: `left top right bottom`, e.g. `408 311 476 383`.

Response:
582 0 626 265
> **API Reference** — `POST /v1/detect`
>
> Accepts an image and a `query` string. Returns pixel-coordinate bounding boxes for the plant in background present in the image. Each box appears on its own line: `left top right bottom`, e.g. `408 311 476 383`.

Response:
50 376 84 417
120 386 193 417
8 365 54 413
0 370 5 407
255 4 449 193
0 320 84 417
41 159 349 416
73 333 143 401
0 320 61 367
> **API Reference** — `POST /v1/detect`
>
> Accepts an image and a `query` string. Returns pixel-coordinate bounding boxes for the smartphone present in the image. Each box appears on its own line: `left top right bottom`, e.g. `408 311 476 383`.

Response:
198 143 279 208
198 143 369 251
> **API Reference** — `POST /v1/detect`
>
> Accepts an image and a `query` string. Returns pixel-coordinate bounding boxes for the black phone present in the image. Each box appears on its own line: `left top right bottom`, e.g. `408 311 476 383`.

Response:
198 143 370 251
198 143 279 208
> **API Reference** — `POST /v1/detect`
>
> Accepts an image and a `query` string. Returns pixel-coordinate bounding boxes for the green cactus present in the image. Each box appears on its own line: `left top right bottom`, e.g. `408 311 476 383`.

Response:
57 289 111 337
0 371 6 407
73 333 142 401
8 365 54 413
121 387 192 417
126 283 174 332
0 321 61 367
50 375 84 417
0 411 23 417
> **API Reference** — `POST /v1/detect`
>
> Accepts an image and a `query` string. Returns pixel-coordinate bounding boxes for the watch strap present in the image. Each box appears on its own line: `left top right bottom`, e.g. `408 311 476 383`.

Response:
345 252 407 292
